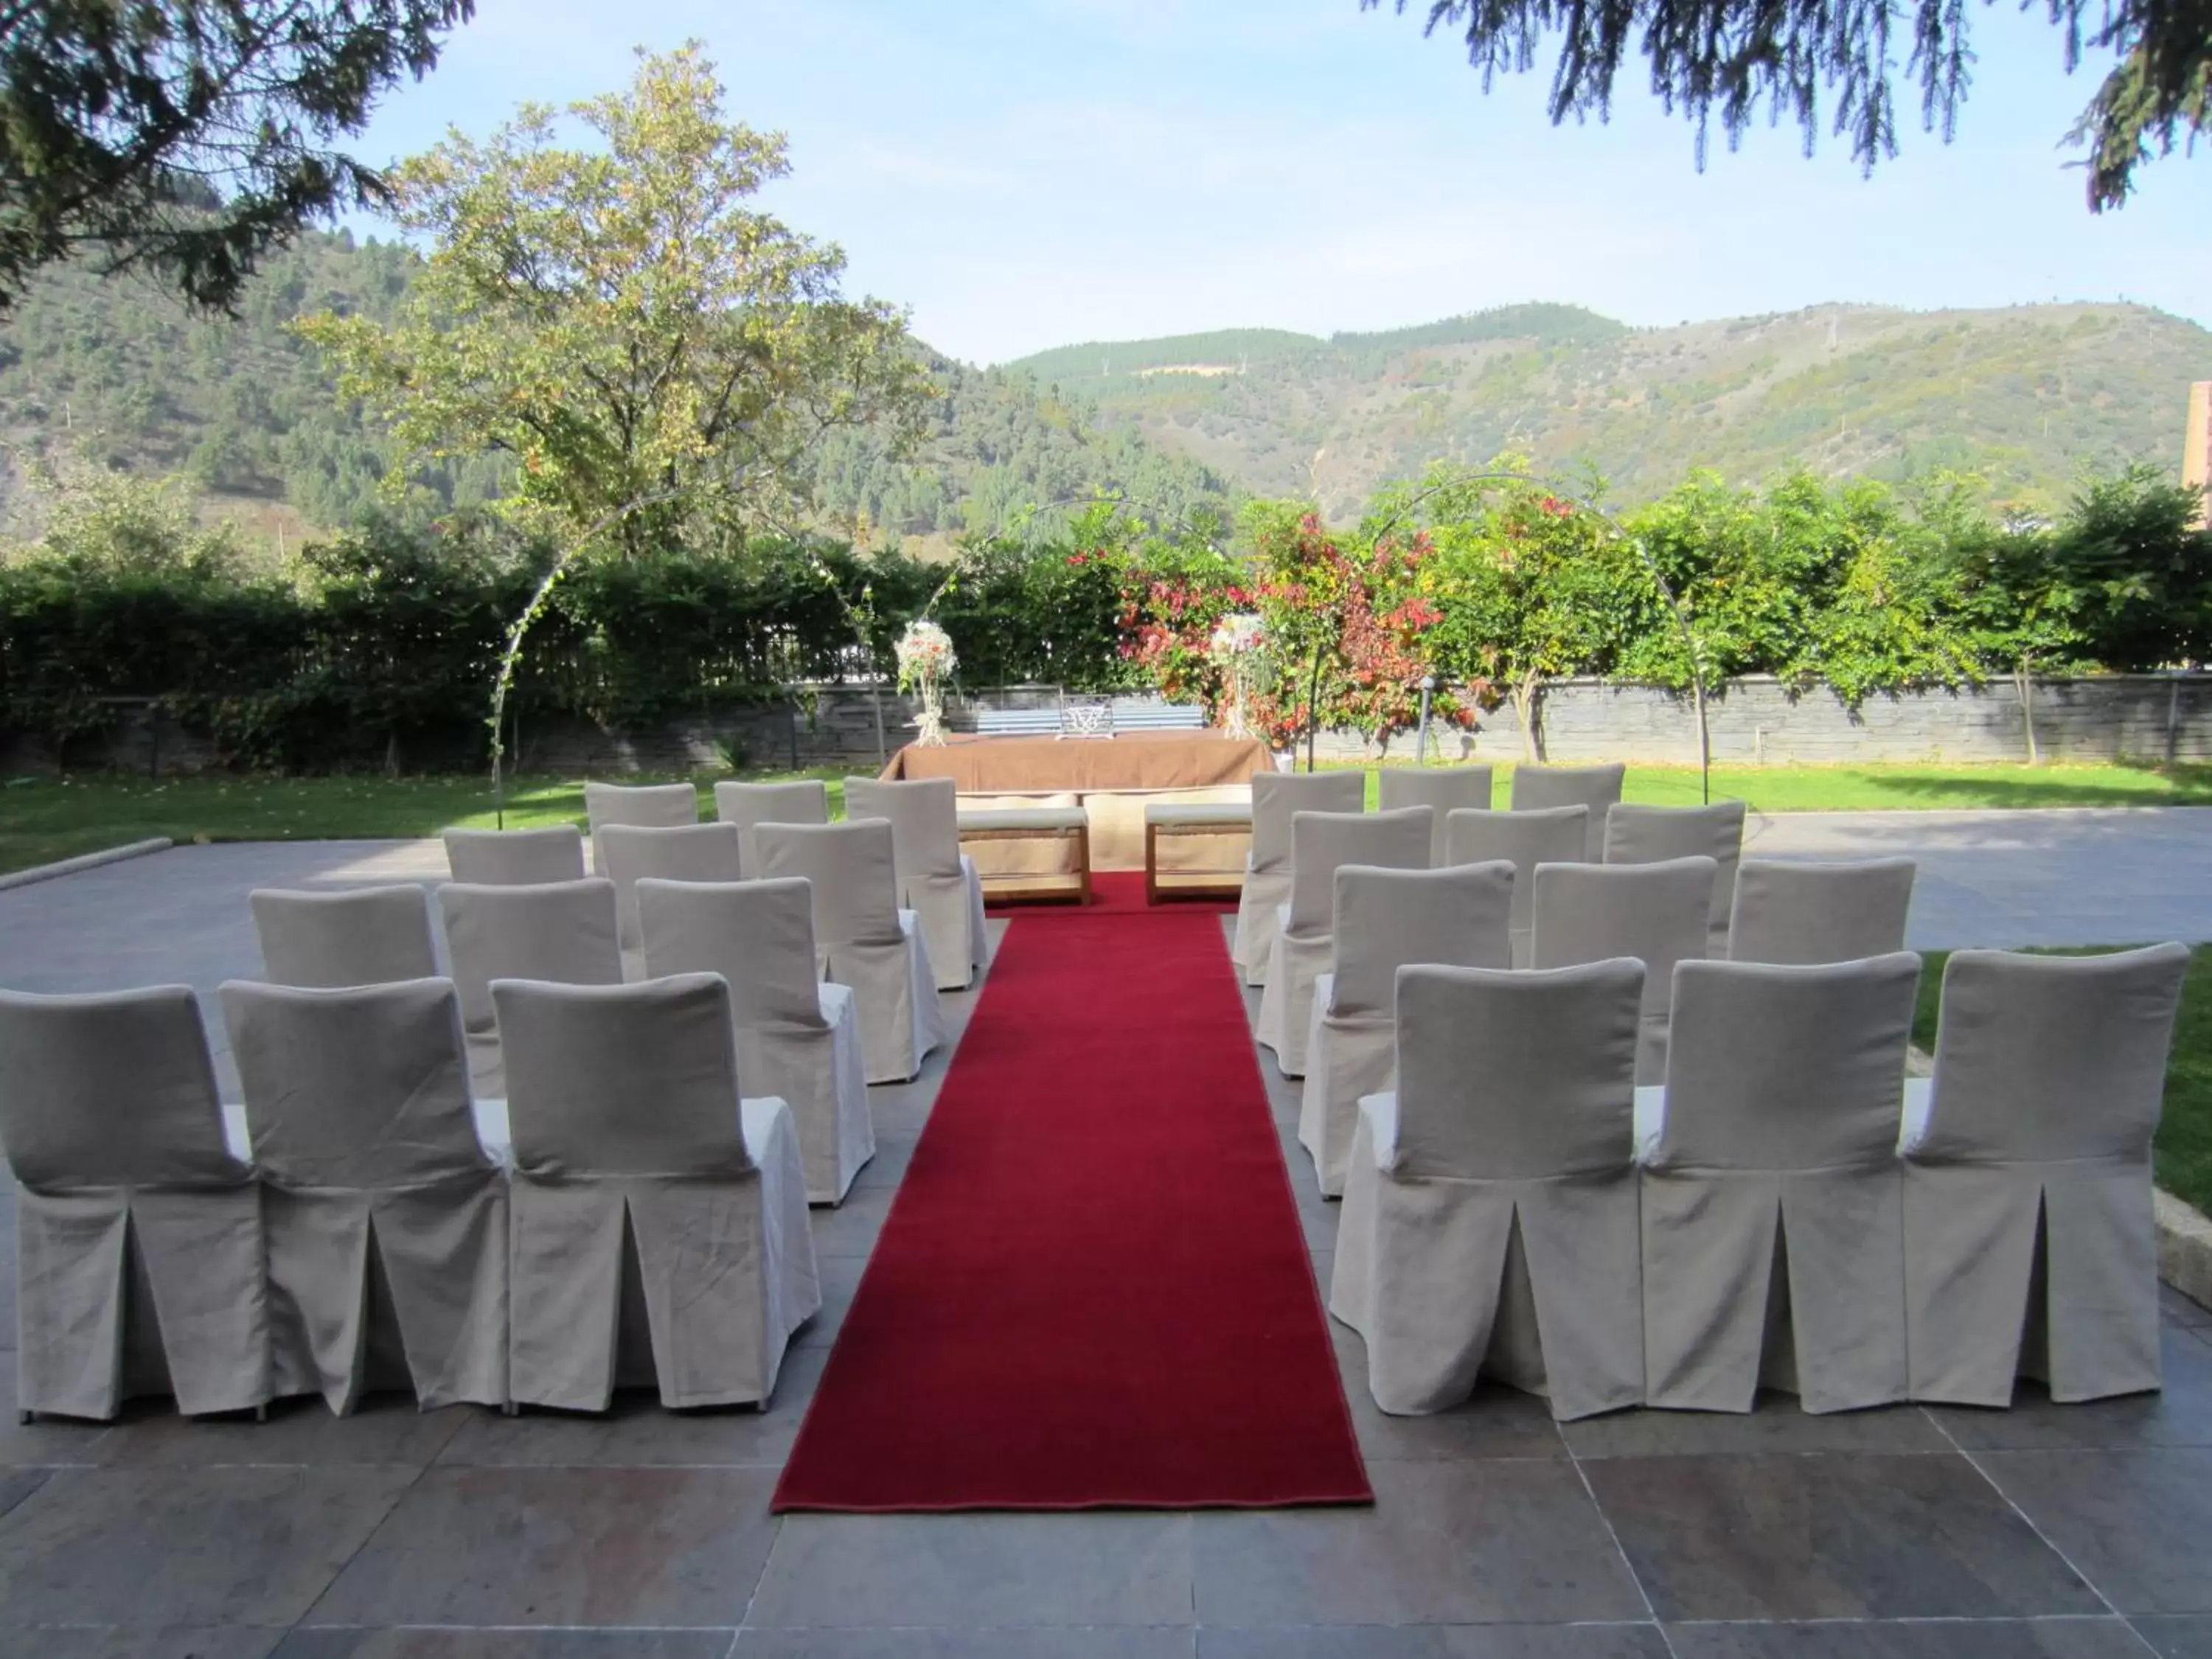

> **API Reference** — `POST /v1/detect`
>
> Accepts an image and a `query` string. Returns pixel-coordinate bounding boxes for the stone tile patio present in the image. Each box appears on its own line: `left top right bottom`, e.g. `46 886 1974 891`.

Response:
0 821 2209 1654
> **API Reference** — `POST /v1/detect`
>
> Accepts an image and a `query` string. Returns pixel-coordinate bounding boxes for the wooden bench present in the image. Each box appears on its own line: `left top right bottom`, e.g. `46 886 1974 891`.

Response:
1142 799 1253 905
956 804 1092 905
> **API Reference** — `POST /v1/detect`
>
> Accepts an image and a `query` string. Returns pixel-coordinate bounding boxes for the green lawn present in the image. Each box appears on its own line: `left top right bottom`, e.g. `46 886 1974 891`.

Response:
1350 759 2212 813
0 768 854 876
1916 946 2212 1217
8 758 2212 878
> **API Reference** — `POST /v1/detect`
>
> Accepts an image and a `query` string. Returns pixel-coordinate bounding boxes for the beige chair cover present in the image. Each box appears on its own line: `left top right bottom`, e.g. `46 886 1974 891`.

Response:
0 987 268 1421
1234 771 1365 985
1256 806 1433 1074
219 978 506 1413
844 776 990 991
584 780 699 833
1604 801 1745 955
1903 944 2188 1406
436 878 624 1099
756 821 946 1084
594 822 746 972
712 779 830 871
1444 805 1590 967
251 886 438 989
1641 953 1921 1413
1728 858 1918 964
1509 763 1624 859
1297 862 1514 1197
584 781 698 876
1377 768 1494 863
1531 857 1718 1085
1330 959 1646 1420
493 975 819 1411
638 877 874 1205
442 826 587 886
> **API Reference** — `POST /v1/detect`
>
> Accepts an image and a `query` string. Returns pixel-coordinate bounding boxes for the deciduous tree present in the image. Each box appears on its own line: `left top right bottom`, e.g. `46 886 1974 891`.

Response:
297 45 930 560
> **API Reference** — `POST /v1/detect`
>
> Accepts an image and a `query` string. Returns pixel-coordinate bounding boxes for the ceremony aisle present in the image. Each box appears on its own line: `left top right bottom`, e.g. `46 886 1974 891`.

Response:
772 888 1372 1512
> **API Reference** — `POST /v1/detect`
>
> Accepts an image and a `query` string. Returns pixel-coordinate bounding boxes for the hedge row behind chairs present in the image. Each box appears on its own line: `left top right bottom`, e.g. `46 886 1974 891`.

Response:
0 971 818 1422
1329 943 2188 1421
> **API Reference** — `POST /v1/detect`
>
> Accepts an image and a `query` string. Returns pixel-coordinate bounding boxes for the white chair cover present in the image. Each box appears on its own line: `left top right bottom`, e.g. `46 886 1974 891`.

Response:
1604 801 1746 956
1234 771 1365 986
442 825 587 886
0 987 268 1421
1531 857 1718 1085
1641 953 1921 1413
251 886 437 989
1509 763 1624 859
1903 944 2188 1405
584 780 699 834
1728 858 1917 964
844 776 990 990
1298 861 1514 1196
713 779 830 871
1331 959 1645 1420
436 878 624 1099
1256 806 1433 1074
756 821 946 1084
584 781 698 875
594 822 746 971
1444 805 1589 967
638 877 874 1205
493 975 819 1411
219 978 507 1413
1377 768 1494 863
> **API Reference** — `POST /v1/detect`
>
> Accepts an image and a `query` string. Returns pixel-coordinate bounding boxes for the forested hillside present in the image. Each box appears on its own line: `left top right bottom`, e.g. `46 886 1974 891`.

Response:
0 234 1234 549
4 235 2204 544
1008 302 2212 518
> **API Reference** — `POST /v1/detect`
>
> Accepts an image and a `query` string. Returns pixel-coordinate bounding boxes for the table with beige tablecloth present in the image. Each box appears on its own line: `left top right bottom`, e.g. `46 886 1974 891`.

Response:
881 733 1268 877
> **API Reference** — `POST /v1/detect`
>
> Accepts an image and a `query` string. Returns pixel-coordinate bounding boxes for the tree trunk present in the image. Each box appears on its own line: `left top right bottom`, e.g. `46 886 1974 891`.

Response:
2017 660 2039 766
1512 673 1543 762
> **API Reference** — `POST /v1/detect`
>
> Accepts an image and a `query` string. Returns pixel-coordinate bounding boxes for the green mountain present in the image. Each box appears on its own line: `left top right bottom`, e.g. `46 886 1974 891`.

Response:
0 233 1234 551
4 238 2203 547
1005 301 2212 517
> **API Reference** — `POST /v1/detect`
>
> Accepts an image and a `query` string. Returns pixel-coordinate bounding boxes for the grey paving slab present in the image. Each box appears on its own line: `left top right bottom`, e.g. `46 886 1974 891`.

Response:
1199 1630 1671 1658
1581 1453 2103 1621
305 1465 782 1628
0 1465 419 1629
1662 1620 2154 1658
746 1511 1194 1629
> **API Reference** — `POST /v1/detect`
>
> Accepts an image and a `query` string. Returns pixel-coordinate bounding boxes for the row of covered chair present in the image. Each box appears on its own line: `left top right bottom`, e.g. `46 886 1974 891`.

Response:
574 777 990 992
0 971 820 1423
1234 764 1635 981
1327 942 2188 1421
276 817 946 1099
1291 854 1918 1194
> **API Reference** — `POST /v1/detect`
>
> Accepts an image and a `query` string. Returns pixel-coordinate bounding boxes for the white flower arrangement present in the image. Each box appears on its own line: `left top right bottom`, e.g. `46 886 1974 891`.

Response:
895 618 957 688
896 619 956 745
1208 613 1264 739
1208 612 1265 659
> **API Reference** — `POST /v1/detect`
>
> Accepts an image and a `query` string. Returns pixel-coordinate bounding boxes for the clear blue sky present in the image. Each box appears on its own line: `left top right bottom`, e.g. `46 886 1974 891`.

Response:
349 0 2211 365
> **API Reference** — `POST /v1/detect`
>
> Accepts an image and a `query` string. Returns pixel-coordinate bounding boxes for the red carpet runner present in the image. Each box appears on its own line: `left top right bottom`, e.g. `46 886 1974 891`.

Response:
772 900 1372 1512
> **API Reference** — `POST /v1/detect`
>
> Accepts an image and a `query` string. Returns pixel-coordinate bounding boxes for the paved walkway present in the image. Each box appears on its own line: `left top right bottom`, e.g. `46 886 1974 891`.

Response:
1746 807 2212 950
0 815 2208 1652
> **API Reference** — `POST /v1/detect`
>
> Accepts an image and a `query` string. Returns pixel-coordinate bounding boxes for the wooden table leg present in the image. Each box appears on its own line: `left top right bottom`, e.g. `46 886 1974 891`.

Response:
1144 823 1158 907
1076 823 1093 906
